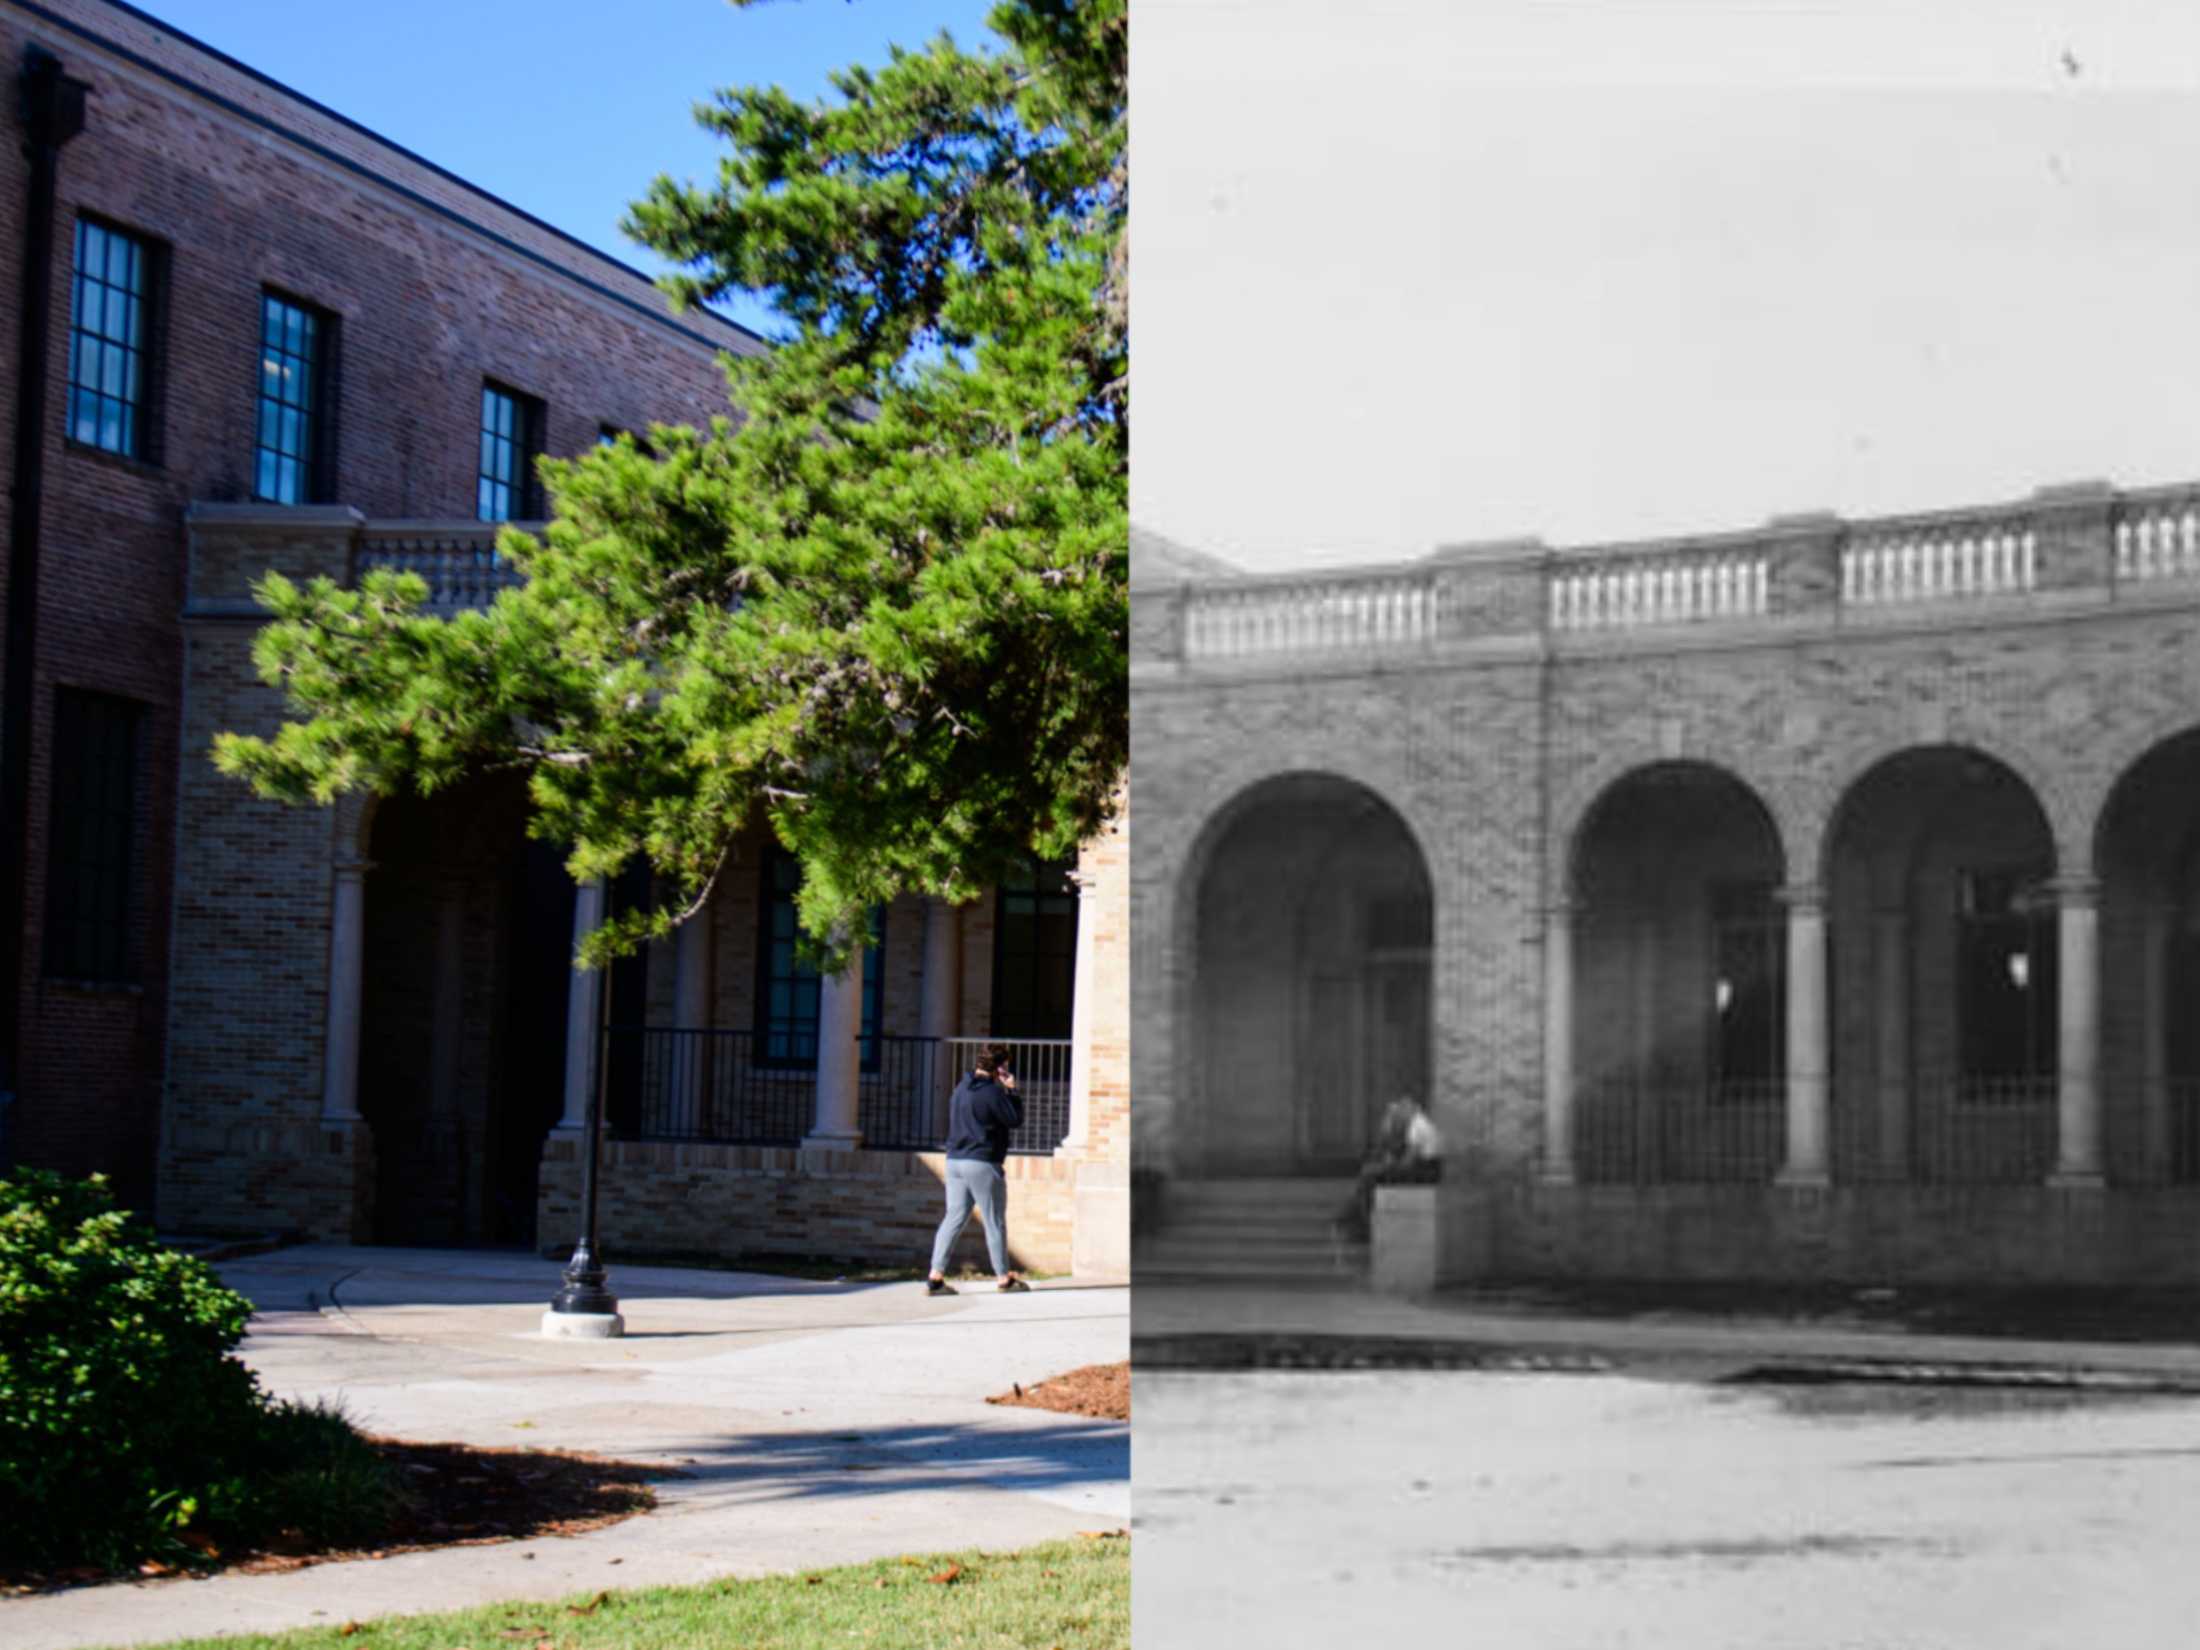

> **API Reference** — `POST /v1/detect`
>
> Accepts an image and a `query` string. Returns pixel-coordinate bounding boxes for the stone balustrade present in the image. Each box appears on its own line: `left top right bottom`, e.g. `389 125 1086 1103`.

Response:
1142 480 2200 667
1840 513 2035 607
353 521 533 615
1184 568 1443 659
1551 551 1768 631
2114 489 2200 586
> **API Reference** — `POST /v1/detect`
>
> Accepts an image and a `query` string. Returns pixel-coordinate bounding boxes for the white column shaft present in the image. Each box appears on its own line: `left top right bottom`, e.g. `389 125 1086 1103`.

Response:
806 947 865 1149
320 862 370 1123
919 898 961 1040
1780 887 1830 1184
2055 880 2103 1184
557 878 608 1131
1541 904 1576 1183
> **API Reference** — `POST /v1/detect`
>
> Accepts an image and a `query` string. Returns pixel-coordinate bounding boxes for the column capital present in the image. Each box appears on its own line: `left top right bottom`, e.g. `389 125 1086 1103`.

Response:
333 858 376 880
1776 881 1827 912
1539 897 1578 923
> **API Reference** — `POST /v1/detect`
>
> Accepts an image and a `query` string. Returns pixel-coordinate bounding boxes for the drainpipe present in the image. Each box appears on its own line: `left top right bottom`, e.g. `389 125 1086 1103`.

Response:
1 48 90 1163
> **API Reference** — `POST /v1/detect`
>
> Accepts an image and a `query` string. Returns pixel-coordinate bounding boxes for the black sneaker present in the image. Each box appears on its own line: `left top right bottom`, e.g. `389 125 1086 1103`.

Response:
997 1276 1031 1293
926 1276 957 1296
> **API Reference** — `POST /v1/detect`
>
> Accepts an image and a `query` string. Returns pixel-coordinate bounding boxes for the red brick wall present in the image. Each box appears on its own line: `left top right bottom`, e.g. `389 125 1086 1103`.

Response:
0 0 752 1212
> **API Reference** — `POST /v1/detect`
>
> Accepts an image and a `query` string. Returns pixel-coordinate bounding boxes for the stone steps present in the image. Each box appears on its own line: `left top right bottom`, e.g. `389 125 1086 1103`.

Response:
1134 1178 1366 1281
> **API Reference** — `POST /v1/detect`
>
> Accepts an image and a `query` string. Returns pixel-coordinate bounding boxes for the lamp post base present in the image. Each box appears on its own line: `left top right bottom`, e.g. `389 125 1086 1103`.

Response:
540 1309 624 1339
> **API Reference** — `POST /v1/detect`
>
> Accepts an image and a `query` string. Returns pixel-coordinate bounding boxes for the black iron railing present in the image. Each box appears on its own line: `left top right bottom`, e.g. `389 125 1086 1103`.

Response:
1573 1078 1786 1184
604 1028 1074 1155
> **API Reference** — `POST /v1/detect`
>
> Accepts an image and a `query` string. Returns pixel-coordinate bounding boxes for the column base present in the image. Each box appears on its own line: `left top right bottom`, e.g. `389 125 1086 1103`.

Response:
2047 1169 2107 1192
1773 1168 1831 1190
1536 1167 1576 1188
801 1130 864 1153
540 1310 625 1339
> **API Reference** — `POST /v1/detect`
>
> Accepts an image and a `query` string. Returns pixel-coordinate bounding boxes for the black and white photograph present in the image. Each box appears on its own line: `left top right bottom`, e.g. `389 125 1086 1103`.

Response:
1130 3 2200 1645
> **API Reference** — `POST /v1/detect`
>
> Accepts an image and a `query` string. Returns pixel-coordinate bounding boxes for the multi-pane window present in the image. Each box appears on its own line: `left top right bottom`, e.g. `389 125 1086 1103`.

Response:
254 293 326 504
476 383 541 521
1957 868 2057 1087
757 847 883 1068
992 859 1079 1038
43 689 144 983
1709 881 1784 1090
67 219 151 458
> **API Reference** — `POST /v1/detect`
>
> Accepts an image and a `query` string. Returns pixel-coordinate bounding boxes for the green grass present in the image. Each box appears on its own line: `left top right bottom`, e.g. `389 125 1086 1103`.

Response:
111 1537 1129 1650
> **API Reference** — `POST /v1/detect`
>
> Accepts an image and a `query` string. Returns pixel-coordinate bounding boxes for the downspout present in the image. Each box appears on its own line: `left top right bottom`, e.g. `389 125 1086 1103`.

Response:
1 47 90 1163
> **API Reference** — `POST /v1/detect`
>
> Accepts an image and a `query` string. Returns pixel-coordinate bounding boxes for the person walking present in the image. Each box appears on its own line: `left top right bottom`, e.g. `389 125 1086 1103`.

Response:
927 1043 1030 1293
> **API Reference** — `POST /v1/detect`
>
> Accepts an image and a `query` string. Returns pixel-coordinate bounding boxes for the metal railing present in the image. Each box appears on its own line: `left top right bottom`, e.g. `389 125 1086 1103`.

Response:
607 1028 1073 1154
1831 1076 2057 1185
946 1037 1074 1155
1572 1078 1786 1185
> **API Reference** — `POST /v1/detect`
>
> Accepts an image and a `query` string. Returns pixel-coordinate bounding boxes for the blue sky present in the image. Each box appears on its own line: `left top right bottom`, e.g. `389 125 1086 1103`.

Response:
132 0 1003 337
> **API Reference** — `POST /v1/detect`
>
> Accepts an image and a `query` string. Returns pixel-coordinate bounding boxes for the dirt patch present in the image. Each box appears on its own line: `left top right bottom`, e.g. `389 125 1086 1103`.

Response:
5 1439 676 1594
988 1361 1129 1420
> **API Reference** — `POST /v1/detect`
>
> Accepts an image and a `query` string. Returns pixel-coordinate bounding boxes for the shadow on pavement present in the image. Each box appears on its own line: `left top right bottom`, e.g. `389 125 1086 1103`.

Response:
648 1416 1128 1506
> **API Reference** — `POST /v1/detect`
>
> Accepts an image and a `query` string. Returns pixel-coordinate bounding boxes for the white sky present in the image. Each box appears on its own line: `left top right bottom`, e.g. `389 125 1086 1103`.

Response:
1133 0 2200 571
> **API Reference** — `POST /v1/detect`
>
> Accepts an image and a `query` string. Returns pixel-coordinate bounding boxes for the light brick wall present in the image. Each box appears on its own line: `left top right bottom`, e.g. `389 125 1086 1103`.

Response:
1134 491 2200 1283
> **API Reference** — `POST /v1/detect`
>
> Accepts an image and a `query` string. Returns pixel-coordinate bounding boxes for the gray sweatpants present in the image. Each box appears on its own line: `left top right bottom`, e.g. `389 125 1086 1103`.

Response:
931 1157 1009 1275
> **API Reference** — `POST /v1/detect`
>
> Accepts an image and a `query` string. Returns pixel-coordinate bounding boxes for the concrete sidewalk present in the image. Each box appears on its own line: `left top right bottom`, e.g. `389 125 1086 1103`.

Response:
6 1246 1127 1650
1133 1281 2200 1384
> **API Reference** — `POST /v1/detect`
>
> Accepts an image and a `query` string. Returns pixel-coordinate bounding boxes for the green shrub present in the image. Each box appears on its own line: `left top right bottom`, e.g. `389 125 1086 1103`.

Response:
0 1171 393 1572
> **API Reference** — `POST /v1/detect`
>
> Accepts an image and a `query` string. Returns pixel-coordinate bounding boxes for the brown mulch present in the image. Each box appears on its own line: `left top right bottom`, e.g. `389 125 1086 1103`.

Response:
987 1360 1130 1421
3 1439 677 1594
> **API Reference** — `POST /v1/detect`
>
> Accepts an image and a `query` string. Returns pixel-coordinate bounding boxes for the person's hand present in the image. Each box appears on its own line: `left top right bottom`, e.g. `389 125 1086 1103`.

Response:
1000 1070 1018 1090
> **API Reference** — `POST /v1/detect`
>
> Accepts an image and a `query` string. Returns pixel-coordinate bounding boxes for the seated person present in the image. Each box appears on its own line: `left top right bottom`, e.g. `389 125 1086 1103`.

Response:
1336 1094 1444 1241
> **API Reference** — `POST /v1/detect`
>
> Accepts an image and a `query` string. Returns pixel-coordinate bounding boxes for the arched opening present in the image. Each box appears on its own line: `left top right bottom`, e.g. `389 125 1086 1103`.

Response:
2097 728 2200 1184
1569 762 1786 1182
1186 773 1432 1176
1824 747 2057 1184
360 773 576 1245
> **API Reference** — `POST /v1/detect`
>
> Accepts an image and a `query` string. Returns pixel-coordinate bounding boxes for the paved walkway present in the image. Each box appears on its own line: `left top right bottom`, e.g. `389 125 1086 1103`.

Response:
8 1246 1127 1650
1133 1281 2200 1383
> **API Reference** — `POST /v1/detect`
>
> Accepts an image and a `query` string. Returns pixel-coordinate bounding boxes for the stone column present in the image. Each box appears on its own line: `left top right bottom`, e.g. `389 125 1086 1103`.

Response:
918 898 964 1141
2142 901 2172 1181
1540 901 1576 1183
1777 882 1830 1186
2051 875 2104 1186
670 901 714 1128
1871 906 1909 1180
919 898 963 1040
1060 873 1100 1156
556 877 608 1132
804 945 865 1150
320 860 372 1123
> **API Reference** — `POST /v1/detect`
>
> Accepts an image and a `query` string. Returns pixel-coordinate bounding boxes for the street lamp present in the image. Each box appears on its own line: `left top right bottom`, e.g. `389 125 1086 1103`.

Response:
542 878 623 1339
543 1087 621 1337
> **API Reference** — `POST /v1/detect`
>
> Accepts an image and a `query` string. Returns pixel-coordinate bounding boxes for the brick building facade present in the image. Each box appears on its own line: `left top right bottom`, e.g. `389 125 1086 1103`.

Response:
3 0 1128 1277
1133 484 2200 1287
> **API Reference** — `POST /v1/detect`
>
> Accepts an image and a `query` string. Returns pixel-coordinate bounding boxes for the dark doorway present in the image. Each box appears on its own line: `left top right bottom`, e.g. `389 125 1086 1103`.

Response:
361 777 574 1246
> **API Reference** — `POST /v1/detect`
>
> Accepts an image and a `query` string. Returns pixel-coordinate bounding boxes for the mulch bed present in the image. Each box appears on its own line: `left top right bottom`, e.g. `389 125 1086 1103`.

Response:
3 1439 677 1594
987 1360 1129 1420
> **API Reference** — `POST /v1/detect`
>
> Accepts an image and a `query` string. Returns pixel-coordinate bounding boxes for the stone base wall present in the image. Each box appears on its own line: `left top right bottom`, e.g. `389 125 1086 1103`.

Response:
1435 1179 2200 1287
537 1137 1083 1275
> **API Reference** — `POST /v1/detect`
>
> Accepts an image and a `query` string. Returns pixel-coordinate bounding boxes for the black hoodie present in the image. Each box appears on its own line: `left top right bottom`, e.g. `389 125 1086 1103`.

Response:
943 1072 1024 1165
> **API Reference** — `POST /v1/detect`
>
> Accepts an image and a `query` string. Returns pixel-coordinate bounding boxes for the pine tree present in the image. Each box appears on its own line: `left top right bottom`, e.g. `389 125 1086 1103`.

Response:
215 0 1126 965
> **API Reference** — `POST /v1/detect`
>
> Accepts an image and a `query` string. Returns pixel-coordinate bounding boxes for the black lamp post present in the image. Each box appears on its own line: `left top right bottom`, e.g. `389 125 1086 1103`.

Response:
548 1079 619 1323
543 887 621 1337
